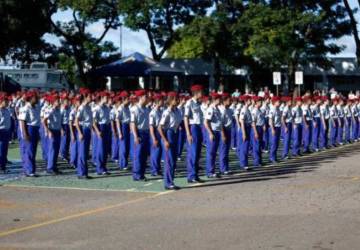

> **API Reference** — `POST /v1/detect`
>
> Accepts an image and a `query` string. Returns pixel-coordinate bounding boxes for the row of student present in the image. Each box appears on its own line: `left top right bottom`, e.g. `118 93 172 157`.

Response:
0 86 360 190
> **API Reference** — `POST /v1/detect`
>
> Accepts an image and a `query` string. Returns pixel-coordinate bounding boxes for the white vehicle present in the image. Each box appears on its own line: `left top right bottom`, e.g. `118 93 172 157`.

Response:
0 62 69 90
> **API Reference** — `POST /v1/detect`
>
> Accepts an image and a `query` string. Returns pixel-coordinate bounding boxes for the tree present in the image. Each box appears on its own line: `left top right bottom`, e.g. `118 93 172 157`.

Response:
234 1 351 90
47 0 121 85
0 0 54 61
343 0 360 64
119 0 212 61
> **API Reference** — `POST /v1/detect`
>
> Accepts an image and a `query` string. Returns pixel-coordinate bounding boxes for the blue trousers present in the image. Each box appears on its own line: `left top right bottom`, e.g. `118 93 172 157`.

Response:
40 124 47 162
205 130 220 176
251 126 263 166
302 121 312 152
186 125 202 181
177 123 186 159
77 126 91 177
119 123 130 169
91 130 97 165
239 125 251 168
0 129 10 170
330 119 338 146
269 127 281 162
231 118 237 149
345 117 351 143
22 125 39 175
60 124 70 159
337 118 344 144
292 124 302 156
111 131 119 161
70 129 77 167
282 123 292 159
312 118 320 150
47 129 61 172
352 118 359 141
132 130 150 180
94 124 110 174
150 130 162 175
263 121 270 151
219 128 231 173
163 129 178 188
320 119 329 149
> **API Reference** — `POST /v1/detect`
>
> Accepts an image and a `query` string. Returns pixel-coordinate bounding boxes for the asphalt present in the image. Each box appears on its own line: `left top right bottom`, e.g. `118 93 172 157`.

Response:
1 143 360 249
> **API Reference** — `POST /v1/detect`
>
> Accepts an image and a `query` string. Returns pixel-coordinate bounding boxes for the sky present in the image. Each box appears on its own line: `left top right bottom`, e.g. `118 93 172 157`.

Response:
44 0 360 59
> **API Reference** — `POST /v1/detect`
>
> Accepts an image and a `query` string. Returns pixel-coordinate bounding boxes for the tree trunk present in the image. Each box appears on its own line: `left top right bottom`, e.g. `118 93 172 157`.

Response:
344 0 360 64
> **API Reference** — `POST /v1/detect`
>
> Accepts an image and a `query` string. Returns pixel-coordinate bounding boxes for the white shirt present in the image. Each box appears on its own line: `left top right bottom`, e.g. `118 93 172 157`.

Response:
44 107 62 131
269 106 282 127
93 104 111 125
159 107 182 131
205 104 223 131
292 106 303 124
184 98 203 125
219 105 233 129
239 106 252 125
18 103 41 127
0 107 11 130
117 104 131 124
130 104 150 130
76 104 93 127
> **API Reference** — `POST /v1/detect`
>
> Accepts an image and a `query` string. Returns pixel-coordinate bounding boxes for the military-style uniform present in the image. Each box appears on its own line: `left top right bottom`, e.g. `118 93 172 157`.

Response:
268 103 281 163
76 103 93 177
117 102 131 169
69 106 78 168
93 103 111 175
44 104 62 173
184 97 203 182
60 104 70 160
238 104 252 168
219 103 233 173
0 104 11 171
281 103 293 159
292 104 303 156
159 105 182 188
251 104 265 166
130 103 150 181
329 102 339 147
204 103 223 177
149 106 163 176
302 103 313 153
18 101 41 176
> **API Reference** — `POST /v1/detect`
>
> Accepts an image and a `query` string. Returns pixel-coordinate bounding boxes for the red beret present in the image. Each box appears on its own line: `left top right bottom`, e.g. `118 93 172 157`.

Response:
239 95 250 102
210 92 221 99
153 94 162 100
202 96 209 101
119 91 129 98
295 97 303 102
252 96 263 102
321 96 329 101
167 91 178 97
79 88 91 95
190 84 204 92
302 96 310 102
281 96 292 102
134 90 147 97
271 96 281 102
221 93 230 98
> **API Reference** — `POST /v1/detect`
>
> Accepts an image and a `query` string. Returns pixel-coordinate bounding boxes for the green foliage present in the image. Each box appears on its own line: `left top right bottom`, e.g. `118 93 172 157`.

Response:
119 0 212 60
0 0 53 60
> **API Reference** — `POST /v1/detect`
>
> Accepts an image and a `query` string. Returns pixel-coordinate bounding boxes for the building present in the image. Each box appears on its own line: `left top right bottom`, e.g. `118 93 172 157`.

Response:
0 62 70 90
161 57 360 93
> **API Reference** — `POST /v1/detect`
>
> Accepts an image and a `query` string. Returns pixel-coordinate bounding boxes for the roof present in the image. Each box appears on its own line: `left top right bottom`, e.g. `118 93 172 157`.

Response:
161 58 234 76
92 52 184 77
161 57 360 76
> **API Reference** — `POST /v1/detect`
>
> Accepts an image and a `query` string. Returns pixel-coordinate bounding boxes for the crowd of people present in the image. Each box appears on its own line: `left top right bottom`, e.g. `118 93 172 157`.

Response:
0 84 359 190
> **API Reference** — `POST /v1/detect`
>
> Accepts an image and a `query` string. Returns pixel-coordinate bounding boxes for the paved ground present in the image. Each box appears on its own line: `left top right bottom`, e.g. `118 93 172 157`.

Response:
1 143 360 249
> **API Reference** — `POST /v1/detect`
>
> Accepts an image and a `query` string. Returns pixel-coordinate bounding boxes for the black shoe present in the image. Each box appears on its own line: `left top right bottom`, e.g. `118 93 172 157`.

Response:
25 173 38 177
222 171 233 176
77 175 92 180
134 177 148 182
187 179 199 184
1 169 9 174
165 185 180 190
